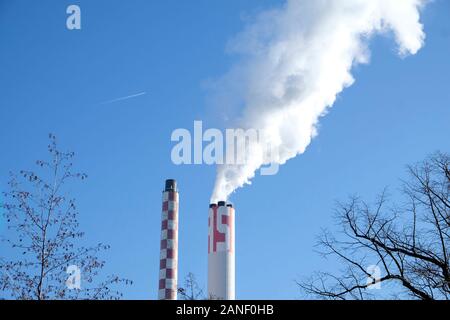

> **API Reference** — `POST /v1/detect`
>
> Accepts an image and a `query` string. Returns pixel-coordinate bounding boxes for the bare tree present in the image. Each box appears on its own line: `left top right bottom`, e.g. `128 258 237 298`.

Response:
299 152 449 300
0 135 132 300
178 273 205 300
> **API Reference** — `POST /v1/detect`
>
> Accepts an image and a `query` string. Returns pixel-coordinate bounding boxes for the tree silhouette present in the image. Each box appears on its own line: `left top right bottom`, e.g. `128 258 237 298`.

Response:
0 135 132 300
299 152 449 300
178 273 205 300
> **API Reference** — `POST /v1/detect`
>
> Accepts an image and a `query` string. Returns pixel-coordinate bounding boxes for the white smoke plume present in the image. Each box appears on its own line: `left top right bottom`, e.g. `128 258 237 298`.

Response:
211 0 427 203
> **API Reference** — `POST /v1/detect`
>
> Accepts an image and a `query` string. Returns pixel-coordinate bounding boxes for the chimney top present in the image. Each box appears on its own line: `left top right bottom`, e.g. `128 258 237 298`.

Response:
164 179 177 192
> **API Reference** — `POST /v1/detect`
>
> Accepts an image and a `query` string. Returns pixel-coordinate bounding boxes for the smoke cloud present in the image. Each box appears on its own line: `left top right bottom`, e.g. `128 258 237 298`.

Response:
211 0 427 203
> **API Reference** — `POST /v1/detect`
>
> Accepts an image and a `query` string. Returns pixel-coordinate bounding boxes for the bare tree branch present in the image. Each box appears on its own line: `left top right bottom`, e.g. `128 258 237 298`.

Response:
0 135 132 300
299 152 450 300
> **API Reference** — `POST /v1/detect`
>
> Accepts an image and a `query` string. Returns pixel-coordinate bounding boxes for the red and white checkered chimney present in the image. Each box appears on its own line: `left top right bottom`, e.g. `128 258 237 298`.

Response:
158 179 179 300
208 201 235 300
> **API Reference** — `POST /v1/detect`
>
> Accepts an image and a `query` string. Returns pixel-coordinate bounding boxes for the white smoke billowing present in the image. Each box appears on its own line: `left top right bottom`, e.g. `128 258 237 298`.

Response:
211 0 427 202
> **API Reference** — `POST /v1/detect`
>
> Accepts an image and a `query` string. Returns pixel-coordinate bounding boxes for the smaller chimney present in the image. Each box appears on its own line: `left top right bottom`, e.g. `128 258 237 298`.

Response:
158 179 179 300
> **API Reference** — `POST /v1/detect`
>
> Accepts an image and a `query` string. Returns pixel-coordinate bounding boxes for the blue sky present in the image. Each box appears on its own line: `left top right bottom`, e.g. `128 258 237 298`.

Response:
0 0 449 299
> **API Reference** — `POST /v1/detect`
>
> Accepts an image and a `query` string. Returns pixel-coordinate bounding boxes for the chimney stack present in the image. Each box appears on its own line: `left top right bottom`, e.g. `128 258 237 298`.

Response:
208 201 235 299
158 179 179 300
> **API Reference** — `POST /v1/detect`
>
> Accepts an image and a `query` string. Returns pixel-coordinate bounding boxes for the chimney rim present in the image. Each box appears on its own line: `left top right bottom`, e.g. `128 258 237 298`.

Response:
164 179 177 192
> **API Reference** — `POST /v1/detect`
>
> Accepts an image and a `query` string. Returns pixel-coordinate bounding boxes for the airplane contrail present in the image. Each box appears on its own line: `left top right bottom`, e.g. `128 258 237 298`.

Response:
99 91 147 105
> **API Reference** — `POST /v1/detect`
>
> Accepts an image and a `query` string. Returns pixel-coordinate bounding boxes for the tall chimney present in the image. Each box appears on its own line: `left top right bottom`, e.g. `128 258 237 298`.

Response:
158 179 179 300
208 201 235 299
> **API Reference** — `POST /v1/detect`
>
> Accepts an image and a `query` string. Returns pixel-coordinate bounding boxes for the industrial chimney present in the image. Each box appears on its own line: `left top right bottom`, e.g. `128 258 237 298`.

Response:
158 179 179 300
208 201 235 300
